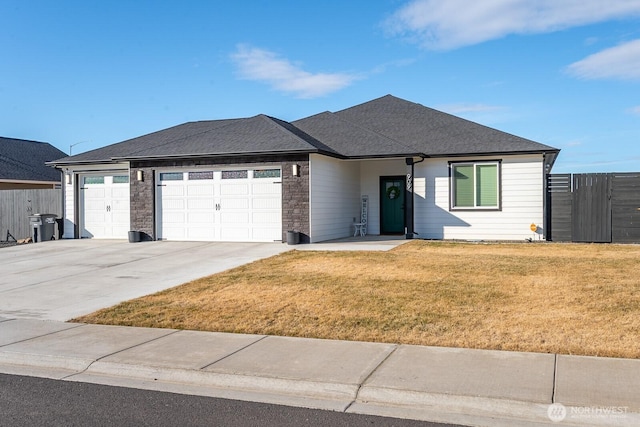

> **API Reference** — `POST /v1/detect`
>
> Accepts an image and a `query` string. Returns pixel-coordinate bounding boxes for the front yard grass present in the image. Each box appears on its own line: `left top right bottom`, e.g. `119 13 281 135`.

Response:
73 240 640 358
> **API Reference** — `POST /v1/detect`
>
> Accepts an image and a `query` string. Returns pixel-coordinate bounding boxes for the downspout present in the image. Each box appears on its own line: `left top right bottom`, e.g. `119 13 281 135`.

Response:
405 156 426 239
543 152 551 241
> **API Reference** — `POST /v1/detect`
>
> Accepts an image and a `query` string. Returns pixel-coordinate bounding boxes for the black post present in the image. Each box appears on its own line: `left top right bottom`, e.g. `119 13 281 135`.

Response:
405 158 414 239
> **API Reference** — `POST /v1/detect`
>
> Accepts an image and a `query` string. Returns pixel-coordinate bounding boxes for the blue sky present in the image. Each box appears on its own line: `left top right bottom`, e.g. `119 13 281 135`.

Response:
2 0 640 173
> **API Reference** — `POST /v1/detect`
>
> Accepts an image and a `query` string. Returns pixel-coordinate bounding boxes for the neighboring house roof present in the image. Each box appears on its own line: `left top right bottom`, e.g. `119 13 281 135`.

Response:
0 137 66 182
50 95 559 166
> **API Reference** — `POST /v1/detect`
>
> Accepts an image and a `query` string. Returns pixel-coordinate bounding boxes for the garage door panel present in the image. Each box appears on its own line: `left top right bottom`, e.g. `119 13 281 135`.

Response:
187 185 214 197
187 212 215 222
85 188 106 198
220 227 250 241
163 212 186 223
85 200 106 211
85 212 106 223
252 197 280 209
222 199 249 210
163 227 186 239
252 211 280 223
187 228 216 239
112 211 129 223
252 183 280 195
162 199 185 210
162 186 184 196
221 184 249 195
111 187 129 198
187 198 215 210
221 212 249 223
252 228 280 241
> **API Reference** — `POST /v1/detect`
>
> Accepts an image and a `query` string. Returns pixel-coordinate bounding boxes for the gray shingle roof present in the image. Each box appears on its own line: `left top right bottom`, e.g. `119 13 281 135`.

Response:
0 137 66 182
53 115 334 164
292 111 421 158
312 95 559 157
51 95 559 166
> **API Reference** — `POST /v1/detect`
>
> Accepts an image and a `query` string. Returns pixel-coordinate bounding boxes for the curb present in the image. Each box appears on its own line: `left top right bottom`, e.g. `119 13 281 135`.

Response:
85 361 360 402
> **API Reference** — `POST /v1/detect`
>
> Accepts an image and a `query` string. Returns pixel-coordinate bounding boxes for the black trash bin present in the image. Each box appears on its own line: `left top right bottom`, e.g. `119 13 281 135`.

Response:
286 230 299 245
128 231 142 243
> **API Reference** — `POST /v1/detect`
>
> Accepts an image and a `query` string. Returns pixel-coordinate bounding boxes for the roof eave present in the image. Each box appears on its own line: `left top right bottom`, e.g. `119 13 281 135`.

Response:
111 148 324 162
47 159 124 168
426 148 560 158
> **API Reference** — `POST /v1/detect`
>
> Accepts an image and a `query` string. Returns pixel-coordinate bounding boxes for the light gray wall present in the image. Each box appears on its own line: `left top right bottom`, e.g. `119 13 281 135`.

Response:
0 189 63 240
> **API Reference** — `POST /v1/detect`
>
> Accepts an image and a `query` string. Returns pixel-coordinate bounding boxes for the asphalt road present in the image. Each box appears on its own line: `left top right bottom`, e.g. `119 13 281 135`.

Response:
0 374 461 427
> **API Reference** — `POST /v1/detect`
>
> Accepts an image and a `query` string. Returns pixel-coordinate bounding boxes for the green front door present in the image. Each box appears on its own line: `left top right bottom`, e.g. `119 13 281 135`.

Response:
380 176 405 234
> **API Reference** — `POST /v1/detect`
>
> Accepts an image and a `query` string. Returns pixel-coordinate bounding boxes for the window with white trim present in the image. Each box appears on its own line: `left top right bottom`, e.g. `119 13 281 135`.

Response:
450 161 500 209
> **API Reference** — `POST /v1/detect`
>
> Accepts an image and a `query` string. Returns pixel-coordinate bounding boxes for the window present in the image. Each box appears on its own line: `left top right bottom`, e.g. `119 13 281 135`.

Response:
221 170 248 179
253 169 280 179
112 175 129 184
450 161 500 209
188 171 214 180
84 176 104 185
160 172 183 181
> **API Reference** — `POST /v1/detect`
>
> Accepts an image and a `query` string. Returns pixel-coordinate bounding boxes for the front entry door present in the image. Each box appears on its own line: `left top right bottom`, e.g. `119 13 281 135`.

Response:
380 176 405 234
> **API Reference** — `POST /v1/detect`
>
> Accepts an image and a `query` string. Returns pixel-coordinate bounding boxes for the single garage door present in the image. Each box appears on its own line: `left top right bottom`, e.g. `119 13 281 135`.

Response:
80 173 130 238
156 168 282 242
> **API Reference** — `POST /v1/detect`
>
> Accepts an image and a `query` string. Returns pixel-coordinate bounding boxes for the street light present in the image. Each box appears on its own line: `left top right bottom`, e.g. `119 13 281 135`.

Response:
69 140 90 155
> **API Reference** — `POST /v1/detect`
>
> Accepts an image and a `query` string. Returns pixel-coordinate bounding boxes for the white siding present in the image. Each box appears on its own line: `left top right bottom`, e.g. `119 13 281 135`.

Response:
309 154 361 242
414 155 545 241
63 177 75 239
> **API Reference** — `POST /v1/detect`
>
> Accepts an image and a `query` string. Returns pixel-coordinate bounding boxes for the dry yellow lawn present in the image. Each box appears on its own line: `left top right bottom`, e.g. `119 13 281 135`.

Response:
74 241 640 359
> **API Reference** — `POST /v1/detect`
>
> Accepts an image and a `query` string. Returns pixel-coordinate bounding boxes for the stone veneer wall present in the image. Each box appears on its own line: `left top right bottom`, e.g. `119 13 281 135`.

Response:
129 154 310 243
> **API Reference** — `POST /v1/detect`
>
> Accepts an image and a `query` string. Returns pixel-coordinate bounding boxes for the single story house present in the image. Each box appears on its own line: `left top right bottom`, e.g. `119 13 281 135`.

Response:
1 137 66 189
50 95 559 243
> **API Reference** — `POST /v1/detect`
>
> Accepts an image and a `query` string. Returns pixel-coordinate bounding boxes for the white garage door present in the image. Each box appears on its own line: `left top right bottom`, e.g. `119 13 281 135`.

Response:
80 173 130 239
156 168 282 242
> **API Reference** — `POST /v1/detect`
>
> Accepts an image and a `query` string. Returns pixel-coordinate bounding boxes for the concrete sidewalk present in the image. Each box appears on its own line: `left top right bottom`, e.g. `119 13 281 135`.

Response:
0 318 637 426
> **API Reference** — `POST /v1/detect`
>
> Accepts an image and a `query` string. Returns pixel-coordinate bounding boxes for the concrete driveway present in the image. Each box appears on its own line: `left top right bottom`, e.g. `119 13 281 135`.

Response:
0 240 290 321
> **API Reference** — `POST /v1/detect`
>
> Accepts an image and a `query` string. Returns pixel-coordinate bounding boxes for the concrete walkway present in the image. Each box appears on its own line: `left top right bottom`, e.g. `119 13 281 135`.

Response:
0 318 638 426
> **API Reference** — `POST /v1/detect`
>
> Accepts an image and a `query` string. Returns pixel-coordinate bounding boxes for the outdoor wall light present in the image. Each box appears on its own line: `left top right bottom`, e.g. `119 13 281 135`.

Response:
136 170 144 181
292 164 300 177
66 173 72 185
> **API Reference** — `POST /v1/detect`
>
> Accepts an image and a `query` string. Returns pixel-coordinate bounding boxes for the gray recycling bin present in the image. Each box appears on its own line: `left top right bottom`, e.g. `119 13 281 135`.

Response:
30 214 57 242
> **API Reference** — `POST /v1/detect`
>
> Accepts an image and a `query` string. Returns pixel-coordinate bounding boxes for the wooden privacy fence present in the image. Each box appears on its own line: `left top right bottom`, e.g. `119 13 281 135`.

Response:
0 189 63 241
547 173 640 243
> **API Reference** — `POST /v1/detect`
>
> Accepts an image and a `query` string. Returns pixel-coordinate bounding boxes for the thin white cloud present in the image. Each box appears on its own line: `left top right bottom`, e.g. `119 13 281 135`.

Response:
231 45 358 98
629 106 640 115
370 58 417 74
384 0 640 50
437 103 504 114
565 140 583 147
568 39 640 81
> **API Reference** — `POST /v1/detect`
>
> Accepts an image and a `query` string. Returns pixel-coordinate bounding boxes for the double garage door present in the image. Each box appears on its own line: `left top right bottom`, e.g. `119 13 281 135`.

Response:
156 168 282 242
